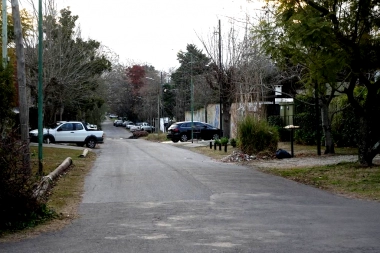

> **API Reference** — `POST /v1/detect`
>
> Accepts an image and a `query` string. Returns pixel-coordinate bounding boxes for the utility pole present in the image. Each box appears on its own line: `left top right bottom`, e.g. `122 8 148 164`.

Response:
38 0 44 174
2 0 7 67
315 82 321 156
191 54 194 143
12 0 30 173
157 71 162 133
218 19 223 135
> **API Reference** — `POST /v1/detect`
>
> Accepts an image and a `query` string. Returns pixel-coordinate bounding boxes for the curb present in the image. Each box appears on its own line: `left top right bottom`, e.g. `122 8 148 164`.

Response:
79 149 89 158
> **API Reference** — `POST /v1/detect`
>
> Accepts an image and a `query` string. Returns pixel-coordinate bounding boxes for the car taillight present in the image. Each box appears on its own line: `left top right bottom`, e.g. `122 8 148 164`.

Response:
173 128 179 132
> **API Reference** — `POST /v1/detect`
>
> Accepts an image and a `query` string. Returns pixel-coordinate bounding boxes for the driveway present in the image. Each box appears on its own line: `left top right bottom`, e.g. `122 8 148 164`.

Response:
1 120 380 252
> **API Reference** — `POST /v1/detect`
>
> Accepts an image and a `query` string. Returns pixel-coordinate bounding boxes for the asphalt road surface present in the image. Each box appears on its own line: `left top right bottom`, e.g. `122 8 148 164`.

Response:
1 119 380 252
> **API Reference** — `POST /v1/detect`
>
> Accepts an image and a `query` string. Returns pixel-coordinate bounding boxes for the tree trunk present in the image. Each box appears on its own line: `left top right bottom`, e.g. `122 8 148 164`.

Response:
222 101 231 138
347 77 380 166
320 102 335 154
358 116 379 166
59 105 64 121
11 0 30 174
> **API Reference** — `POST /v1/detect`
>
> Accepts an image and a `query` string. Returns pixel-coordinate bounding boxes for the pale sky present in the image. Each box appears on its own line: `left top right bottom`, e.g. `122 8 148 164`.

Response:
46 0 261 71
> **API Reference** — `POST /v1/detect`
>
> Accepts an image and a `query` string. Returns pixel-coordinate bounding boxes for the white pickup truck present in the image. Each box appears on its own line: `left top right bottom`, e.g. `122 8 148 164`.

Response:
29 121 104 148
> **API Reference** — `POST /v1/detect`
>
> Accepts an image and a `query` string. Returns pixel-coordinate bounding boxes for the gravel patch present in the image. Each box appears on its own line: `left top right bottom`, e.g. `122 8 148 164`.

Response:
221 150 380 169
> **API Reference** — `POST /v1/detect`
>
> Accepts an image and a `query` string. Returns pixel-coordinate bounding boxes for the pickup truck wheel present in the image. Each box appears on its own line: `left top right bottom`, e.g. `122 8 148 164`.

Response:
180 134 188 142
172 139 179 143
86 138 97 149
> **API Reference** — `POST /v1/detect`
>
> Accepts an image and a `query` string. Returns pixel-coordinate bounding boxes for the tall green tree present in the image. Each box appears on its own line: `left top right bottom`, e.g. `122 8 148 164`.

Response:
171 44 215 121
259 0 380 165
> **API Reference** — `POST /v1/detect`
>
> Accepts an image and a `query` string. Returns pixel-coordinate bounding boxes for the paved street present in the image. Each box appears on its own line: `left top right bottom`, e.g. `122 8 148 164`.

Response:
1 120 380 252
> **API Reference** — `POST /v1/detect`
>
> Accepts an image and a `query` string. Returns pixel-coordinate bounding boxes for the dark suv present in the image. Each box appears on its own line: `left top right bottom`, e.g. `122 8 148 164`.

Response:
167 121 222 142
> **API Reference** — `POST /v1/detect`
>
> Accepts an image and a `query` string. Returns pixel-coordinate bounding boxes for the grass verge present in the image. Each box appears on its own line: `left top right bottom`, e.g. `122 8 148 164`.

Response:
144 132 170 142
190 142 380 202
259 162 380 202
190 145 240 160
0 146 96 242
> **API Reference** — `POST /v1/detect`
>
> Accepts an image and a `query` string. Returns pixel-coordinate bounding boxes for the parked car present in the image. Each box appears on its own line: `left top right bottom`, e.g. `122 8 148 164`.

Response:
114 119 123 127
86 123 98 130
126 122 135 129
123 120 133 127
130 122 155 133
167 121 222 142
129 125 140 132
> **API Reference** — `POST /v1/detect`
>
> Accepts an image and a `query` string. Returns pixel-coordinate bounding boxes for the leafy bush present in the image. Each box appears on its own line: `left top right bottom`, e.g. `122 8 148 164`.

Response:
214 139 221 145
237 115 279 155
230 138 237 147
0 132 54 233
293 95 318 145
294 113 317 145
0 64 16 133
267 115 289 141
220 137 229 145
293 93 359 147
331 95 359 147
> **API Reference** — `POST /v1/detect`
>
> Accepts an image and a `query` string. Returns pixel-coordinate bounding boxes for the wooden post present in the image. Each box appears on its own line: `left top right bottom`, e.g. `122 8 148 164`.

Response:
284 125 299 158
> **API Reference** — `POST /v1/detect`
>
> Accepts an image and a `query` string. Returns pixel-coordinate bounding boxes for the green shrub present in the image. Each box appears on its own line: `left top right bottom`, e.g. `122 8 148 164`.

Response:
230 138 237 147
237 115 279 155
293 95 318 145
220 137 229 145
267 115 289 141
331 95 359 147
214 139 221 145
0 64 16 133
293 113 317 145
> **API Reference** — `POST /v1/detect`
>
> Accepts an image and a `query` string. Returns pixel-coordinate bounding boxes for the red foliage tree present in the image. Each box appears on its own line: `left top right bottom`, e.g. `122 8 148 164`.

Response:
126 65 145 95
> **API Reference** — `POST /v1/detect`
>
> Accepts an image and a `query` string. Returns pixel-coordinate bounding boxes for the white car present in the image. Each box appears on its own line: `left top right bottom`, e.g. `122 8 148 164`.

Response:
130 122 155 133
126 122 135 129
123 121 133 127
87 123 97 130
129 125 140 132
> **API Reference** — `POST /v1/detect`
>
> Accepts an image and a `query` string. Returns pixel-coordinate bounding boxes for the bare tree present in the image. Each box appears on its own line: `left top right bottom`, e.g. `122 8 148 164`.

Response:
199 18 277 137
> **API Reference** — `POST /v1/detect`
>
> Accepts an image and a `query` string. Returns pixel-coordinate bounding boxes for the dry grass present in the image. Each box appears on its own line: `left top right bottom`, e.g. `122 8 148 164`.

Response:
276 142 358 156
144 132 169 142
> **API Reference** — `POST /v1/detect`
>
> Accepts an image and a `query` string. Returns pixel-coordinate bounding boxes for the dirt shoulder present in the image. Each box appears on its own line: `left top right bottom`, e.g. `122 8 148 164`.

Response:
243 154 374 169
179 141 380 169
